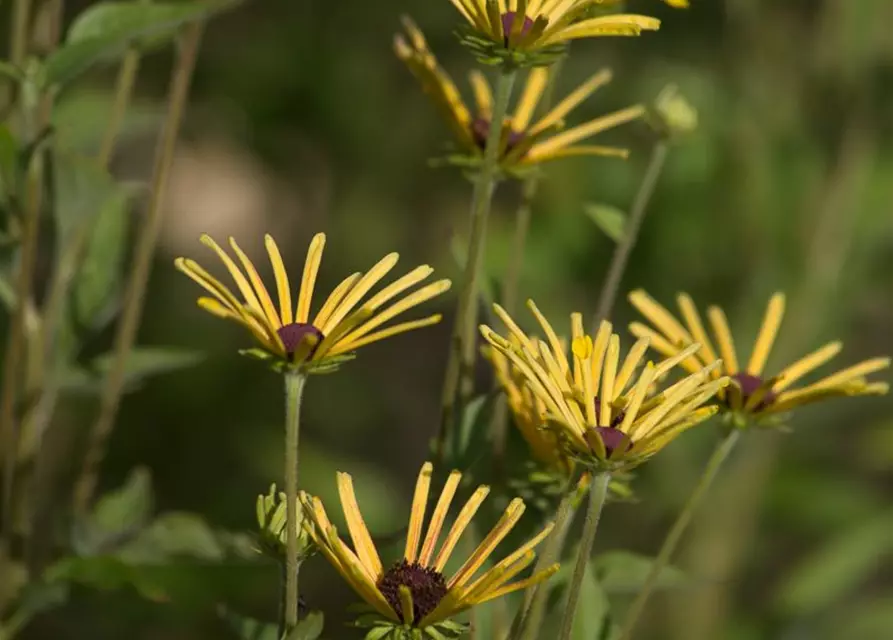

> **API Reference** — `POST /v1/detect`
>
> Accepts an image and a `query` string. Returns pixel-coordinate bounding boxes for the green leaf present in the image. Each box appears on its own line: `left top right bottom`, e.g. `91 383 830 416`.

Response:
44 0 242 88
71 183 135 335
0 124 19 203
546 560 614 640
444 392 497 471
53 151 119 252
774 510 893 616
45 555 169 602
285 611 324 640
75 466 153 554
118 512 224 562
592 551 688 594
219 610 280 640
61 347 205 394
584 203 627 243
363 627 394 640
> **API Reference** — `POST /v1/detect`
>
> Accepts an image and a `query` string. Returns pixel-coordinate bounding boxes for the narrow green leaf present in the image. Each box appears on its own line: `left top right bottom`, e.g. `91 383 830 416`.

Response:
61 347 205 395
363 627 393 640
286 611 325 640
774 510 893 615
44 0 243 87
118 512 224 562
584 203 627 243
76 467 154 554
592 551 688 594
71 184 135 334
219 610 280 640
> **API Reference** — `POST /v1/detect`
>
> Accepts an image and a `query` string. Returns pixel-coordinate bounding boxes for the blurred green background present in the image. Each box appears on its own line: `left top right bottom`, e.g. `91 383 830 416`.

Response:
19 0 893 638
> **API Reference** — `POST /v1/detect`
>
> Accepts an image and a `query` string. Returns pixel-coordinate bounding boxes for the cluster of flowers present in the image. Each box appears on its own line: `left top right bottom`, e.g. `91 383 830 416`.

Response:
176 1 889 638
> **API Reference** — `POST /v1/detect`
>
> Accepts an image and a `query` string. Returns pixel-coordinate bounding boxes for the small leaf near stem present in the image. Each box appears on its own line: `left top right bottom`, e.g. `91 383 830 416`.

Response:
591 141 669 333
284 372 307 632
616 429 740 640
557 472 610 640
437 68 517 460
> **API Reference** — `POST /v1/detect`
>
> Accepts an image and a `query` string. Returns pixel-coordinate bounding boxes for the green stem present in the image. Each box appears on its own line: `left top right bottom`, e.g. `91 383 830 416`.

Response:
72 22 205 515
591 141 669 333
513 481 580 640
437 68 517 459
97 48 142 168
616 429 740 640
284 371 307 631
556 472 610 640
9 0 33 67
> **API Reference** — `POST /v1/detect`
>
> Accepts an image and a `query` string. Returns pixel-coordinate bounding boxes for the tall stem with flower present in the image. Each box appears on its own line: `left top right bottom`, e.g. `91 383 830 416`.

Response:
439 69 517 455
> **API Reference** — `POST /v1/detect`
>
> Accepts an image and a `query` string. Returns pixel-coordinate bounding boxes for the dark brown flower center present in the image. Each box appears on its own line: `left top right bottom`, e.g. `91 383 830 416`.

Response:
730 373 776 411
276 322 324 358
501 11 535 42
471 117 526 155
377 560 448 624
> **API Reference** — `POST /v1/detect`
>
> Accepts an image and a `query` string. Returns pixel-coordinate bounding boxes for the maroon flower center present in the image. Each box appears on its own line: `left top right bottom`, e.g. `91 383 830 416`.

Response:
501 11 535 42
471 117 526 155
377 560 448 623
730 373 777 411
587 426 632 458
276 322 324 359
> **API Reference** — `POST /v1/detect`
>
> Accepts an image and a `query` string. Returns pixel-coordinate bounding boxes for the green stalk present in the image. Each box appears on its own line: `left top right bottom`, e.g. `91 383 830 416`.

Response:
72 22 205 515
97 48 142 168
437 68 517 458
556 473 610 640
617 429 740 640
283 371 307 631
591 141 669 333
513 484 579 640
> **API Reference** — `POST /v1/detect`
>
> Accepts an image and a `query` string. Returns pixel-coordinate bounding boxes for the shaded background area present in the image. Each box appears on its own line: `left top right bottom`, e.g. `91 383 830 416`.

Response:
20 0 893 638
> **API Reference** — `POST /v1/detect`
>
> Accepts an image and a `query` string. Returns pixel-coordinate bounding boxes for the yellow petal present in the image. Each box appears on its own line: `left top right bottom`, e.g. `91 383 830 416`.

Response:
676 292 718 367
265 235 293 325
599 335 619 426
320 253 399 334
328 314 443 356
296 233 325 324
614 337 650 397
313 272 361 330
772 341 841 392
541 14 661 46
433 485 491 571
707 305 739 375
448 498 526 589
746 293 785 375
228 237 281 329
418 470 462 566
337 472 383 576
404 462 433 563
526 299 571 376
527 105 644 162
629 289 693 346
529 68 611 136
469 70 493 119
199 235 264 319
512 68 549 132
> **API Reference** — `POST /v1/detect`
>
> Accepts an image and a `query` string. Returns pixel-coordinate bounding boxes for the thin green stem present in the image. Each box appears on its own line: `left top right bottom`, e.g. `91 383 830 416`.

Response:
72 22 205 515
437 68 517 459
284 372 307 631
556 472 610 640
591 141 669 333
9 0 33 67
98 49 142 168
617 429 740 640
513 481 580 640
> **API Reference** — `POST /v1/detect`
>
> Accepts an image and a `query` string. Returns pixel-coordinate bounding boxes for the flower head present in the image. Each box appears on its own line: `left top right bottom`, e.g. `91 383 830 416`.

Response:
395 18 643 177
175 233 451 373
300 462 557 635
447 0 661 67
254 483 313 559
628 290 890 425
481 300 727 471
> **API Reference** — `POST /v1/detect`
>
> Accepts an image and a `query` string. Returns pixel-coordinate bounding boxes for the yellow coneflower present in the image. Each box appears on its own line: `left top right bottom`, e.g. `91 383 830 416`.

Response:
395 18 644 175
300 462 558 635
175 233 451 372
446 0 660 66
628 290 890 421
483 339 571 473
480 300 728 471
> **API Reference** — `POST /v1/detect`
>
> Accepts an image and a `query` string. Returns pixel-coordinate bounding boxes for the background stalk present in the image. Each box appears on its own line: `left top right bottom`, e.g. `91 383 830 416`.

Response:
283 372 306 631
591 141 668 333
556 473 610 640
72 22 205 514
617 429 740 640
513 481 579 640
437 68 517 459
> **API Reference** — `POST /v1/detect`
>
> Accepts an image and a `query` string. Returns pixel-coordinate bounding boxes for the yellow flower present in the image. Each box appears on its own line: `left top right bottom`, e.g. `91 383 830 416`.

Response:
628 290 890 422
300 462 558 633
175 233 451 372
483 339 571 473
480 300 728 471
447 0 660 66
395 18 644 175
